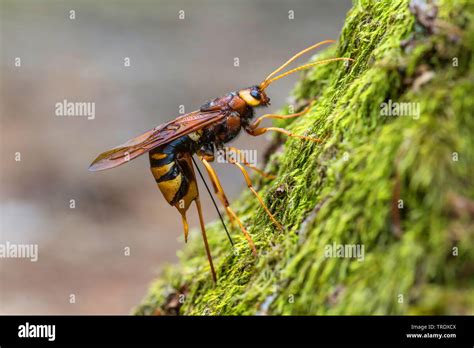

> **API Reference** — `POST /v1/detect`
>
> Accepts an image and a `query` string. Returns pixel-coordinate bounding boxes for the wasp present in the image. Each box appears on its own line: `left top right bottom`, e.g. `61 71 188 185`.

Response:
89 40 352 282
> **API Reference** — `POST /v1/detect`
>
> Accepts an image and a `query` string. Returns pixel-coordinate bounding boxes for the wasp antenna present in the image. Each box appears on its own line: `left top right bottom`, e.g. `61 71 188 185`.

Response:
260 40 336 89
261 57 354 89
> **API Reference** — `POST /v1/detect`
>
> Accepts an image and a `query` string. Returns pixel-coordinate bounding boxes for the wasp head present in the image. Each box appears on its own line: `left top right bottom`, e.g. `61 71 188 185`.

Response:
238 86 270 107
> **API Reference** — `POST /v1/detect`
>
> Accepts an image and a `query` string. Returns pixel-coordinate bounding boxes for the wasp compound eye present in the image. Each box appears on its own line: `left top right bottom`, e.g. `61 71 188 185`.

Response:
250 89 261 100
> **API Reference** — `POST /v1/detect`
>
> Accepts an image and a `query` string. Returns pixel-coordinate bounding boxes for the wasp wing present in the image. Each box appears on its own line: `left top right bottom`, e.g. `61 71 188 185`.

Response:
89 110 225 171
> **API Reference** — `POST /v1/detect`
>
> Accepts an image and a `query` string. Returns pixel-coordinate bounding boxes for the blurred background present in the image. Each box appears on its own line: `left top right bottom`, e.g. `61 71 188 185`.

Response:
0 0 351 314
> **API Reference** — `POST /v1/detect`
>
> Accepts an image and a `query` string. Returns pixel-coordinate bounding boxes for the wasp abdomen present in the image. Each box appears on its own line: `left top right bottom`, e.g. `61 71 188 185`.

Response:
149 138 198 212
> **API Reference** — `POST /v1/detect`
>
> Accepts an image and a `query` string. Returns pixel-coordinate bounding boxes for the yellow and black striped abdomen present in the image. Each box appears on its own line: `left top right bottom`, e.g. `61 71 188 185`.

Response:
149 143 198 214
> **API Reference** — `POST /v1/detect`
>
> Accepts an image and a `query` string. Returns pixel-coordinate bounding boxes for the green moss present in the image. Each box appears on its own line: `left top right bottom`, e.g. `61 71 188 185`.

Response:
135 0 474 315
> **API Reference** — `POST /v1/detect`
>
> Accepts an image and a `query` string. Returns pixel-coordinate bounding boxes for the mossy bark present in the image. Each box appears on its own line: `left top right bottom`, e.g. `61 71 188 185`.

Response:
135 0 474 315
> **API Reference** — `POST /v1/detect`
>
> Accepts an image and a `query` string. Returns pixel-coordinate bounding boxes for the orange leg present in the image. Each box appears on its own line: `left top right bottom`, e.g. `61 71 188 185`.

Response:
224 154 284 231
250 101 314 129
226 146 276 180
197 154 236 228
247 102 322 143
199 157 257 256
195 197 217 282
246 126 322 143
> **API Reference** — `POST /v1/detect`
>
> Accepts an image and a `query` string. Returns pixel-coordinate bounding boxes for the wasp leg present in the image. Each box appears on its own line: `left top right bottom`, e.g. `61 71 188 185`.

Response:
197 151 237 228
195 197 217 282
226 146 276 179
247 102 322 142
250 102 314 129
246 126 322 143
199 157 257 256
197 143 215 162
179 212 189 243
224 154 284 231
197 144 237 225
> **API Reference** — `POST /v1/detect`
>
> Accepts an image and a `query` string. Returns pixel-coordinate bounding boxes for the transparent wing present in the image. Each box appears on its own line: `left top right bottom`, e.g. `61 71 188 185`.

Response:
89 110 225 171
